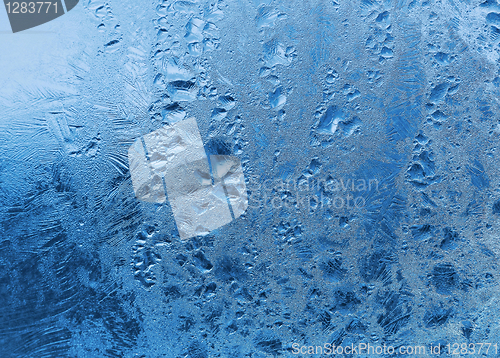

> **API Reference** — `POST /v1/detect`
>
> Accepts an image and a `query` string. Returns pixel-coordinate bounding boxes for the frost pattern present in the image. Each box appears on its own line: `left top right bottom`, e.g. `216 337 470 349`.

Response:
1 0 500 356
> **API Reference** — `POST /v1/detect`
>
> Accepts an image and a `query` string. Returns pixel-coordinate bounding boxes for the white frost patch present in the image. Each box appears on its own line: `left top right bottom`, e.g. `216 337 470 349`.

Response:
128 117 248 240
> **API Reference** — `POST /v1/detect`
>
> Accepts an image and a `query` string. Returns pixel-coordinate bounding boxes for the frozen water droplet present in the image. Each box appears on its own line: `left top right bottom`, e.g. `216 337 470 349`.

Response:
162 103 186 124
316 106 345 135
269 86 286 110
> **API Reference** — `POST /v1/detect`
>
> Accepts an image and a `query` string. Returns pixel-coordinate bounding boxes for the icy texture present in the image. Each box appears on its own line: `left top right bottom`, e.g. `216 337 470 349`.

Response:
1 0 500 357
128 139 167 203
210 155 248 219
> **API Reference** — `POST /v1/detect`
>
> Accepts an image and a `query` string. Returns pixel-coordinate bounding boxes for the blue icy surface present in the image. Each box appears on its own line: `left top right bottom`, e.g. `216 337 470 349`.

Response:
1 0 500 357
